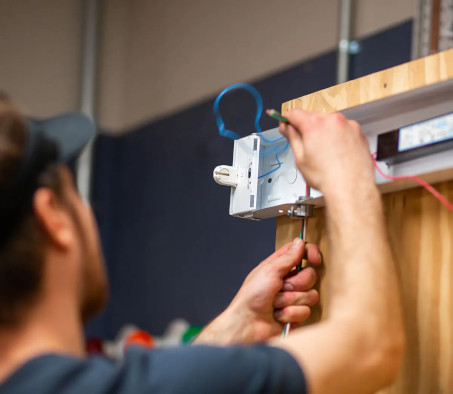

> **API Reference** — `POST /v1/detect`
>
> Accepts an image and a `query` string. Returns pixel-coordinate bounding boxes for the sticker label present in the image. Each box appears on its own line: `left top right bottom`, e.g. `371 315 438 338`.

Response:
399 113 453 152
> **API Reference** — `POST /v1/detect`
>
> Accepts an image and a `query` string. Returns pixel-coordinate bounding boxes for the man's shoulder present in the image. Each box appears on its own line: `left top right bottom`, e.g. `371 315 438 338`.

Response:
0 345 306 394
0 353 115 394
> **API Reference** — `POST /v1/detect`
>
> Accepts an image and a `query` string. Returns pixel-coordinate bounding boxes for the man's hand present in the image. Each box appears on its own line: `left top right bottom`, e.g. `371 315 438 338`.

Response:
280 110 374 198
194 239 322 345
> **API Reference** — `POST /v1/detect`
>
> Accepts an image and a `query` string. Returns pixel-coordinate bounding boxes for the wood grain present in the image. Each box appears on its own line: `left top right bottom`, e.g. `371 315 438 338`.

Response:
281 48 453 114
278 49 453 393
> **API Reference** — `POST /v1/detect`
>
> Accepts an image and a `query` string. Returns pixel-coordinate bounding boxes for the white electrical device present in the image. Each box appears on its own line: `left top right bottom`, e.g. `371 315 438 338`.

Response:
213 128 321 220
213 79 453 220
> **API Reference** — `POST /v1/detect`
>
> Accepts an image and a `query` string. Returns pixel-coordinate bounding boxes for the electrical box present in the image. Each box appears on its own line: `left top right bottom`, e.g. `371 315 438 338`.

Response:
214 79 453 220
213 128 321 220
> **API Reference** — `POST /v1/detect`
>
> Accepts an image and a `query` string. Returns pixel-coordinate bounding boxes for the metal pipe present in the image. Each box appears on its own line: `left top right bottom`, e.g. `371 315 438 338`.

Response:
430 0 441 53
77 0 101 202
336 0 354 84
411 0 424 59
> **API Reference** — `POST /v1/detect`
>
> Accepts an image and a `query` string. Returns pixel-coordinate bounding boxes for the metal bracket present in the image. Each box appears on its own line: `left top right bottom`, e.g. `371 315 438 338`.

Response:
287 196 314 218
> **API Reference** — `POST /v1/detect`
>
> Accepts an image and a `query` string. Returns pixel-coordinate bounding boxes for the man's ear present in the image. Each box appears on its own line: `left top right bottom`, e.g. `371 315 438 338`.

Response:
33 188 74 250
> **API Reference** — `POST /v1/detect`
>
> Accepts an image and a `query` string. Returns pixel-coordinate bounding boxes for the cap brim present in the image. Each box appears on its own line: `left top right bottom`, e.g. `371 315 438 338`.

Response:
28 113 96 162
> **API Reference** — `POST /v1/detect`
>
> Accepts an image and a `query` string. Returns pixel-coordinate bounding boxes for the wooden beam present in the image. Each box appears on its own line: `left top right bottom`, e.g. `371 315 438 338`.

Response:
282 48 453 114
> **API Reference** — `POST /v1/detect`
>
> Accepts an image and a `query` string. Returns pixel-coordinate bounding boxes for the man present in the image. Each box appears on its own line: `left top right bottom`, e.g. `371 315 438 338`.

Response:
0 98 404 393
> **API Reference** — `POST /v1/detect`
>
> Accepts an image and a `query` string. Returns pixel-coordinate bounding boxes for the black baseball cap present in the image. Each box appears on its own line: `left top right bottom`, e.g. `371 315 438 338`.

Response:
0 112 96 246
27 113 95 162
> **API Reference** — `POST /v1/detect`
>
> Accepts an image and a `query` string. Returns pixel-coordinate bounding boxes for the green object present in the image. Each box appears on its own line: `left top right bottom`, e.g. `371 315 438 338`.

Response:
182 325 203 343
297 219 305 272
267 109 289 123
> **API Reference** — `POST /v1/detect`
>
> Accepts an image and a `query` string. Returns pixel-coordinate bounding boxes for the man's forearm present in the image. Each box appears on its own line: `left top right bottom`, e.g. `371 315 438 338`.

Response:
272 185 405 394
193 305 255 345
193 309 240 346
325 185 402 328
272 111 405 394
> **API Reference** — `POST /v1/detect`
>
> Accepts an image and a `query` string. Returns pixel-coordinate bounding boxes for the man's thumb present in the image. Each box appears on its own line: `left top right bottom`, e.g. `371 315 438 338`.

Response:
274 238 304 274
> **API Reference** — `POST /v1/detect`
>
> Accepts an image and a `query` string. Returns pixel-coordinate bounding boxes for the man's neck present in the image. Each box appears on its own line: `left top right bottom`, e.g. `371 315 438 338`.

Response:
0 295 85 383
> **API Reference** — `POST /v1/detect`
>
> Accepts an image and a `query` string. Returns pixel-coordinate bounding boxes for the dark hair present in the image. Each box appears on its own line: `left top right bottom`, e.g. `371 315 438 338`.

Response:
0 99 64 325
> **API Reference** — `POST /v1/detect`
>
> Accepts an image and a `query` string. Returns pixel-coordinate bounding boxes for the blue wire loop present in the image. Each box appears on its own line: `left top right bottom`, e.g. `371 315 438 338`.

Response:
213 83 288 178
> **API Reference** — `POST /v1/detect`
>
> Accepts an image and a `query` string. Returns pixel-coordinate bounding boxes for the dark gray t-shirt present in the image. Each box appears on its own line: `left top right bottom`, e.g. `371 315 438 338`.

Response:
0 344 306 393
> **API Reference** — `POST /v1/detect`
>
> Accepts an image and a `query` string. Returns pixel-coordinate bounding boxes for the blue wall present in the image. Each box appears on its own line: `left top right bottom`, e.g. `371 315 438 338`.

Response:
87 21 412 339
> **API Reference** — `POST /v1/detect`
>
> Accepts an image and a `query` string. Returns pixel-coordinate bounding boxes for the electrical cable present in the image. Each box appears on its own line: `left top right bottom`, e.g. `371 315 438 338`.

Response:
213 83 285 143
282 184 311 337
372 153 453 210
257 141 289 179
213 83 289 178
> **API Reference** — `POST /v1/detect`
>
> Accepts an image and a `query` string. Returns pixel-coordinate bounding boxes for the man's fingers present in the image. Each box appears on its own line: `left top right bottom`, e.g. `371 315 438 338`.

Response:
273 289 319 309
305 243 322 266
262 242 322 267
271 238 305 275
282 109 310 131
260 240 322 285
279 122 305 161
283 267 318 292
279 121 302 141
284 109 329 132
274 305 311 324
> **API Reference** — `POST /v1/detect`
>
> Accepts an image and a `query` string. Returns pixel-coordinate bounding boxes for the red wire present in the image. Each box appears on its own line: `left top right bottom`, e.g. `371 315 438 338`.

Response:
303 184 310 238
371 153 453 211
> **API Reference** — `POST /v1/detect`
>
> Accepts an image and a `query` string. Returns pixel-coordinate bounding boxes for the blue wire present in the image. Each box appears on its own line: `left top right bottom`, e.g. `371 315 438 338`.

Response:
213 83 288 179
258 142 289 179
213 83 285 143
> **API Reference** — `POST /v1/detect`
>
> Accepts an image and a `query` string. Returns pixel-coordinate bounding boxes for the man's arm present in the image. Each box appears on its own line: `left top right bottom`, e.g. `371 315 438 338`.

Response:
195 241 322 344
270 111 405 394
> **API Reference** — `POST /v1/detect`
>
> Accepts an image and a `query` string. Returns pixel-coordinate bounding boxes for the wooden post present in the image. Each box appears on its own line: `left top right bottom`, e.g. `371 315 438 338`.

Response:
278 48 453 393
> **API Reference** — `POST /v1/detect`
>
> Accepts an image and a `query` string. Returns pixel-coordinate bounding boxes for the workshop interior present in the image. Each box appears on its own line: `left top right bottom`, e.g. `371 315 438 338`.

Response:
1 0 452 387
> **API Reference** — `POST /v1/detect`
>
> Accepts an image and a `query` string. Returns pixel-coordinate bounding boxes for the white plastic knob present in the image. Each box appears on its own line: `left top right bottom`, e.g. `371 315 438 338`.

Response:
213 165 239 187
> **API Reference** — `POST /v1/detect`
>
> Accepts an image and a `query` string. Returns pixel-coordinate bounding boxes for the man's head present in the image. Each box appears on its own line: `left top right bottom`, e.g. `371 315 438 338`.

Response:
0 97 108 327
